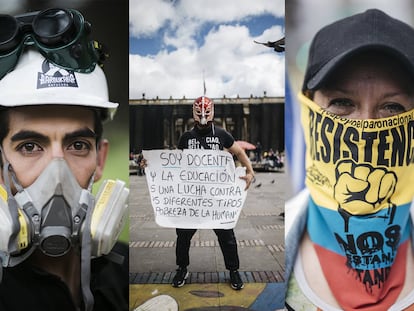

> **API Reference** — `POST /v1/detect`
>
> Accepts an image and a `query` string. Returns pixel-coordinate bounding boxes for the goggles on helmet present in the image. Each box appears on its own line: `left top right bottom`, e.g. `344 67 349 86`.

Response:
0 8 106 80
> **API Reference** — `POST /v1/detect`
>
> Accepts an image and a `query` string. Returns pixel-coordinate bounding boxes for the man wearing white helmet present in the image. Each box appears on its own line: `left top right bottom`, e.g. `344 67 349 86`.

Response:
171 96 255 290
0 8 128 311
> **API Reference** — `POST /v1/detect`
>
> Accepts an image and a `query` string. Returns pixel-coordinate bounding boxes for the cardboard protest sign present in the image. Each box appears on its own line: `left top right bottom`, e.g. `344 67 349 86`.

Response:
143 149 247 229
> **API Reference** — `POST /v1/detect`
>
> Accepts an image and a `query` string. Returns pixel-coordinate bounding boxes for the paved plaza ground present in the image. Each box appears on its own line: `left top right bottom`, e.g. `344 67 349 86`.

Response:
129 169 288 310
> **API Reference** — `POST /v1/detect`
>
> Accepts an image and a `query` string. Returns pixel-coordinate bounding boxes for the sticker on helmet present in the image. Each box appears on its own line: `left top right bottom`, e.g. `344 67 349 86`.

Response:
37 59 78 89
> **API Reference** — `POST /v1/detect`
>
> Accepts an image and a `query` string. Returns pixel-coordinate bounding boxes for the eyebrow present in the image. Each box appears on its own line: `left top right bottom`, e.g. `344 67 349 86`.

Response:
11 131 47 143
64 128 97 141
10 127 97 143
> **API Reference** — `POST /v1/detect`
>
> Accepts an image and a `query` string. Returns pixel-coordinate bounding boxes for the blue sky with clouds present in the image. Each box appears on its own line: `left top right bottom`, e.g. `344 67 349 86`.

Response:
129 0 285 99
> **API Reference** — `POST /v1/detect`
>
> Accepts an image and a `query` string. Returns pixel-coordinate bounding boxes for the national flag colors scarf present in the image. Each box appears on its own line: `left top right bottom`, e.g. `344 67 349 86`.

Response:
299 92 414 310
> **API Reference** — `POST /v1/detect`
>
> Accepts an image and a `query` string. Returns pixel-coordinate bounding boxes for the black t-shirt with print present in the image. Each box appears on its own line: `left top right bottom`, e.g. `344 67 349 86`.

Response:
178 124 235 150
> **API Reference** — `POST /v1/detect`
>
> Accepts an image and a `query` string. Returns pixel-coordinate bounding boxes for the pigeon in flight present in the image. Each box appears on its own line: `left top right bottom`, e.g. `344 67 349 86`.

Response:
254 37 285 52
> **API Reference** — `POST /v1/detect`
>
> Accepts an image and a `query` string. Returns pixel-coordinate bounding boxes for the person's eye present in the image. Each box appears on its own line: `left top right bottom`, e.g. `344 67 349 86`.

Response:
68 140 92 155
329 98 353 107
326 98 355 116
16 142 43 155
382 102 407 116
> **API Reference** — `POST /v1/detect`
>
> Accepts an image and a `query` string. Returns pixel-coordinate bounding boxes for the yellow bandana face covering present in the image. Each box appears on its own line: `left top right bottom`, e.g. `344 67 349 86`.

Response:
299 92 414 309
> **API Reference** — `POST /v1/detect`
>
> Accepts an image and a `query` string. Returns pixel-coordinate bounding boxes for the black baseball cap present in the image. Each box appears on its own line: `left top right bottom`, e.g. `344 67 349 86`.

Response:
303 9 414 92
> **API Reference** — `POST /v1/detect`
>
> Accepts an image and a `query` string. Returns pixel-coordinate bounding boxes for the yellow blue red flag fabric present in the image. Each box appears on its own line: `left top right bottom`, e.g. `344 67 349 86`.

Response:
299 92 414 310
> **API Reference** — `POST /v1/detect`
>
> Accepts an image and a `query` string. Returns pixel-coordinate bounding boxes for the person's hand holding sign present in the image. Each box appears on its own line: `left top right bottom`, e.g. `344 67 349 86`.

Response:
239 172 255 190
227 142 255 191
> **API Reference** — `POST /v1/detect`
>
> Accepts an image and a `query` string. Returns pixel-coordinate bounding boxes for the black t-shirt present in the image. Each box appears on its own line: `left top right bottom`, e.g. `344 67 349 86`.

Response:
178 124 235 150
0 242 128 311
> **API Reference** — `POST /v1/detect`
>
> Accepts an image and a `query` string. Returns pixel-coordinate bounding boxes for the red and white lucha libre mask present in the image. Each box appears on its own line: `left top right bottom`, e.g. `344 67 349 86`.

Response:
193 96 214 125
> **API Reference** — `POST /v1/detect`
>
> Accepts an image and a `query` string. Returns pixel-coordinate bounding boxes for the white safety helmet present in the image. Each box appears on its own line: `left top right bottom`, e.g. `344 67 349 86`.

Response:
0 50 118 121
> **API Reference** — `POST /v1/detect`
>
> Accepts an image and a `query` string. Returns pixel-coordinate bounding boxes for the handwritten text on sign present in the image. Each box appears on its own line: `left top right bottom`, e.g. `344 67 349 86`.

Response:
143 149 247 229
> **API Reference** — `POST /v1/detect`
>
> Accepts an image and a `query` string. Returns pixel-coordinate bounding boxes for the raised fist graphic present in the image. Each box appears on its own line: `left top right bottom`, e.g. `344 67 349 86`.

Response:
334 160 397 231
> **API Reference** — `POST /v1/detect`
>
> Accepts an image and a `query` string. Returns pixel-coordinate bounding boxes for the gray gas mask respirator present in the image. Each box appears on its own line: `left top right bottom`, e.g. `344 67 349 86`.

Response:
0 158 129 310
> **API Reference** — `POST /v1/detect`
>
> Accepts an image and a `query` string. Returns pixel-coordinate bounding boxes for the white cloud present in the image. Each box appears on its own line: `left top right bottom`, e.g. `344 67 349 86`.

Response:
129 0 284 38
129 0 175 37
177 0 284 23
163 19 200 50
129 23 284 99
256 25 284 43
129 0 285 99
